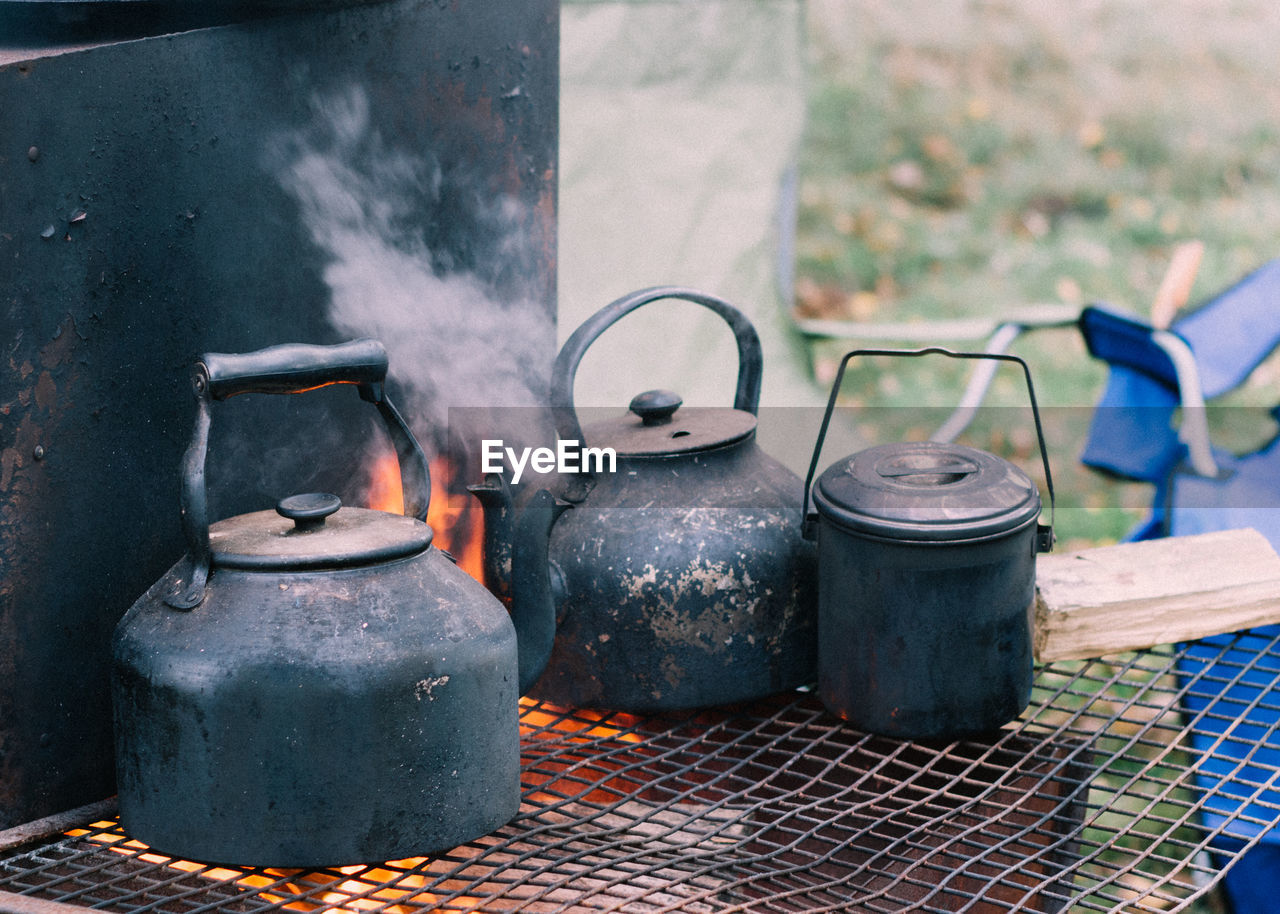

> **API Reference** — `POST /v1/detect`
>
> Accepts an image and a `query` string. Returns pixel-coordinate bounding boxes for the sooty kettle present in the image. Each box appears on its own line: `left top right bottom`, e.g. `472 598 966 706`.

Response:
803 347 1055 741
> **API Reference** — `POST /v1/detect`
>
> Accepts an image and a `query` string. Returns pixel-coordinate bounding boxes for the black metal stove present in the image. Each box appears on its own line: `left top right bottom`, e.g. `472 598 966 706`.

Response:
0 0 558 830
2 636 1278 913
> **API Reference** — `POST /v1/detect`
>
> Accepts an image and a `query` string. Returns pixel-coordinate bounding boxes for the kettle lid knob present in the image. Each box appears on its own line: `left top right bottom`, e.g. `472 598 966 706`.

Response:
276 492 342 530
629 389 682 426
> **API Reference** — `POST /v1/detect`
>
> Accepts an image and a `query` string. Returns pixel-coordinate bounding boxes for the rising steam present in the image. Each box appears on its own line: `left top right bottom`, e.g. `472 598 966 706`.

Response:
272 87 554 458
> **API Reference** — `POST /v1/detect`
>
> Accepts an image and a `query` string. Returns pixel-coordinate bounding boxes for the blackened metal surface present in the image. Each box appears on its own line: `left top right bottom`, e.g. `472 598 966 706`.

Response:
534 442 818 712
0 0 557 827
817 520 1037 741
208 505 431 568
169 339 433 607
813 440 1042 542
2 640 1278 911
112 546 517 867
581 403 757 457
507 488 569 695
0 1 386 47
473 437 818 713
481 286 816 713
802 346 1057 547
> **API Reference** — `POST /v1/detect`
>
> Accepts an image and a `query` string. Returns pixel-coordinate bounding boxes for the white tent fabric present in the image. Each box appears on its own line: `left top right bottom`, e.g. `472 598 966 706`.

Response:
558 0 823 421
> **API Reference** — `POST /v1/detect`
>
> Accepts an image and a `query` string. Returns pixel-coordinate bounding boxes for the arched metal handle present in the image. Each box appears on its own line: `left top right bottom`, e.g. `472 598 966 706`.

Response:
802 347 1055 551
550 286 764 446
168 339 430 609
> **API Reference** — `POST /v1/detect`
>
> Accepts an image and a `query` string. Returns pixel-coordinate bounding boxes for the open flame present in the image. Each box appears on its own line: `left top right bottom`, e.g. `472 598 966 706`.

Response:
366 452 484 583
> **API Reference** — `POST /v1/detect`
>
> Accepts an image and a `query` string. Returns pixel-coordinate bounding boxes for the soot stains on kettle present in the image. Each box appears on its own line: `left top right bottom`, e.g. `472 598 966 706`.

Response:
476 288 819 714
531 481 816 712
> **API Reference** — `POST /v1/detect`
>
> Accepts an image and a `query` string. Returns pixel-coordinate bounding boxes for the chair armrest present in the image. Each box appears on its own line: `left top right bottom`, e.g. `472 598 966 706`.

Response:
1150 329 1219 478
1080 304 1218 478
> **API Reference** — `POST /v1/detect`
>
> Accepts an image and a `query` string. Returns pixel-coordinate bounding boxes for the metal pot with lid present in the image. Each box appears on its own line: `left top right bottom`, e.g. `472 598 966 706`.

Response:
470 287 817 711
803 348 1055 741
112 340 562 867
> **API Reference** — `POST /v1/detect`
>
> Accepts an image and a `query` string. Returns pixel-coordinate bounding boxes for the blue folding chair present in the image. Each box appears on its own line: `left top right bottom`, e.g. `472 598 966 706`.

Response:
1078 258 1280 912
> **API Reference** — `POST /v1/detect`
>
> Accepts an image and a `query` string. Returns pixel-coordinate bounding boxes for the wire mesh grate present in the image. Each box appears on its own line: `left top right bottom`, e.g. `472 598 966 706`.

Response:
4 634 1280 913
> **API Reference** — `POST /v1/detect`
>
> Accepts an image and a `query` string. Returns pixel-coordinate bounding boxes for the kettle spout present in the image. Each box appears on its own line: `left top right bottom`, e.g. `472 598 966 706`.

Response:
510 489 571 694
467 473 516 604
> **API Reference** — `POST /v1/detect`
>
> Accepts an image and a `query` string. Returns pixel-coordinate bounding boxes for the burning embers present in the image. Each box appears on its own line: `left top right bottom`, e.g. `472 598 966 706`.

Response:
67 823 482 914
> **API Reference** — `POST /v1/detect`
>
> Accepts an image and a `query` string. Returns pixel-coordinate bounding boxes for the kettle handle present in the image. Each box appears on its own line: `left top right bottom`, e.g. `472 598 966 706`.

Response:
198 339 390 399
801 347 1055 551
168 339 430 610
550 286 764 446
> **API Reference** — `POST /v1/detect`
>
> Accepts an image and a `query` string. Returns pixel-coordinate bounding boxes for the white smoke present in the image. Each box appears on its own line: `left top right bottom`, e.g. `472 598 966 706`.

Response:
272 87 554 457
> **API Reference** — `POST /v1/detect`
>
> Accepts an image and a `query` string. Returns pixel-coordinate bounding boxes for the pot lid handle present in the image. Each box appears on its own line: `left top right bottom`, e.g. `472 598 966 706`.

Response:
167 339 430 610
801 347 1056 550
550 287 762 499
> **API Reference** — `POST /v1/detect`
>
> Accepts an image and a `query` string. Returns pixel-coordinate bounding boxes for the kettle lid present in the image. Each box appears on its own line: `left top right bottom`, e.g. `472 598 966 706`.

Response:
579 389 756 457
813 440 1041 542
209 492 433 570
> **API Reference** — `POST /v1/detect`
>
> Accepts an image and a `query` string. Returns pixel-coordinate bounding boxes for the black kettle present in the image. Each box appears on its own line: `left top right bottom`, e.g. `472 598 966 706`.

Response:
470 287 816 712
111 340 562 867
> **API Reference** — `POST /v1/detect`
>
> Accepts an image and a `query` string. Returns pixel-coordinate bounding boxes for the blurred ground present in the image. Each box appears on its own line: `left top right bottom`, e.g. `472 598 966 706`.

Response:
794 0 1280 547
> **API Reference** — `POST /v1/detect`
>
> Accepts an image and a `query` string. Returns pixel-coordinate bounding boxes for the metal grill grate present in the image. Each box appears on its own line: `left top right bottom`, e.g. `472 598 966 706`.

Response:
4 634 1280 913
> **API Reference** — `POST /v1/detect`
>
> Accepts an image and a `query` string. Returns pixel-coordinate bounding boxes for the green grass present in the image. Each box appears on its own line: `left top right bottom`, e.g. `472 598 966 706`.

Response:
793 0 1280 549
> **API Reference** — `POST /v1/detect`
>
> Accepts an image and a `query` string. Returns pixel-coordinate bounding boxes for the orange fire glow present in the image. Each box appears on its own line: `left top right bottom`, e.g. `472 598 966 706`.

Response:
366 453 484 583
518 698 643 744
69 824 481 913
519 699 653 807
71 705 655 911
